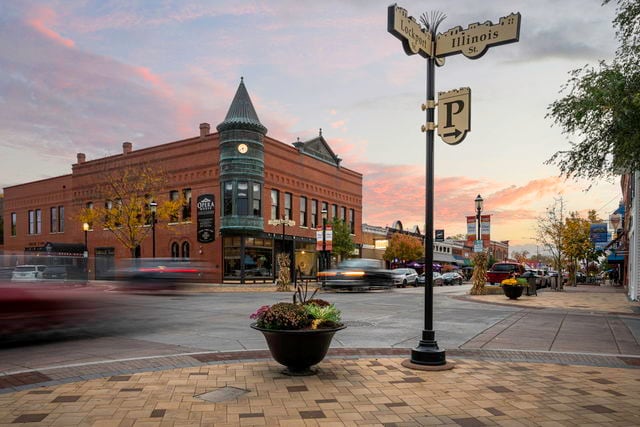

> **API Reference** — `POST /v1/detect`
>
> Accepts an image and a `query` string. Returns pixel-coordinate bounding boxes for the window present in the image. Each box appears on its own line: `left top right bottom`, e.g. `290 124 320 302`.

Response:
311 199 318 228
271 189 280 219
35 209 42 234
10 212 16 236
181 241 190 259
58 206 64 232
349 208 355 234
300 196 307 227
237 181 249 215
169 190 180 222
322 202 328 218
223 182 233 216
28 210 35 235
171 242 179 259
86 202 94 230
284 193 292 220
182 188 192 221
340 206 346 221
331 204 338 220
50 207 58 233
104 200 113 224
252 183 261 216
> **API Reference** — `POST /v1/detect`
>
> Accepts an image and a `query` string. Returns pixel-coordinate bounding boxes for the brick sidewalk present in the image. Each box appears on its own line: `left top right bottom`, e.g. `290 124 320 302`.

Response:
1 356 639 426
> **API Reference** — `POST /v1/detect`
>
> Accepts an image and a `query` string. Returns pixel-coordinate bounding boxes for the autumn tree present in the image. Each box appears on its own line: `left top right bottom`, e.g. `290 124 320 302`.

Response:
546 0 640 181
511 250 530 264
383 233 424 264
330 218 355 263
78 165 182 258
562 212 593 286
536 197 567 290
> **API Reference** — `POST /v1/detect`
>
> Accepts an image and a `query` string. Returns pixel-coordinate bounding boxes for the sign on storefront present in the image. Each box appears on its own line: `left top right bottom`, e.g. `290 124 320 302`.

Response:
197 194 215 243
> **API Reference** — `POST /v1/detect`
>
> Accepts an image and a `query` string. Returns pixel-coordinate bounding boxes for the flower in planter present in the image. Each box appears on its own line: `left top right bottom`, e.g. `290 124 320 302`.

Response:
250 299 342 330
501 278 520 286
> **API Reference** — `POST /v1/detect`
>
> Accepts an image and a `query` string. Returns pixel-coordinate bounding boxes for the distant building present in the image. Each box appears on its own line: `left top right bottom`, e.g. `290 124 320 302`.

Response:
2 79 363 283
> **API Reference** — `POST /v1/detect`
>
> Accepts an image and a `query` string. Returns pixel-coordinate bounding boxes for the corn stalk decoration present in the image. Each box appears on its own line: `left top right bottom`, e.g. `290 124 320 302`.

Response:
469 252 488 295
275 252 291 292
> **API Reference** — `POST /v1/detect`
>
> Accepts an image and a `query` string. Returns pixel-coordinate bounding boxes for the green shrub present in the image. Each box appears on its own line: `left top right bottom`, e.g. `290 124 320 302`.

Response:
305 304 342 329
304 298 331 307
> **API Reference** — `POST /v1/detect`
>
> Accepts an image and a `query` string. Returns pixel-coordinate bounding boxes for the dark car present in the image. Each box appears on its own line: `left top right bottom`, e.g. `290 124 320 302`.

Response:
116 258 204 291
418 272 444 286
42 265 68 280
441 272 463 286
318 258 393 291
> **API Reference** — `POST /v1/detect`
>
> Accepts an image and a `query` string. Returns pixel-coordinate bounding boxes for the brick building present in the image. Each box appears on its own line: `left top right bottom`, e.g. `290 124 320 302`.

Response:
2 79 363 283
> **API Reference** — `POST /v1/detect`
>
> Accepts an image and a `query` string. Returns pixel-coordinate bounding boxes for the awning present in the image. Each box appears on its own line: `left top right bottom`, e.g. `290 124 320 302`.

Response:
433 253 457 264
453 255 471 266
607 253 625 264
25 242 86 255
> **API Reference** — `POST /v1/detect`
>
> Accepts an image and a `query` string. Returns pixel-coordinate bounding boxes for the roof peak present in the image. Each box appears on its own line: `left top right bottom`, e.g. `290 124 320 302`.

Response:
216 78 267 134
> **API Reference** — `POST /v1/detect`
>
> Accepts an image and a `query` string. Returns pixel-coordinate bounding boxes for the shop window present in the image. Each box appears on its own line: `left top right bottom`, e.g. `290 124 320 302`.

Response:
11 212 16 236
271 189 280 219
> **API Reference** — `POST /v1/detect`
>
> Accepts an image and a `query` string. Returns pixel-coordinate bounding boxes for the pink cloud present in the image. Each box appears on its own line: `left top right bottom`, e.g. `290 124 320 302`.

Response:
27 7 75 48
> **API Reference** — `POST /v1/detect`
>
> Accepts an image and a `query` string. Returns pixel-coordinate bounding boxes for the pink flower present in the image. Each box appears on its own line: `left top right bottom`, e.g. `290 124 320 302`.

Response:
250 305 270 320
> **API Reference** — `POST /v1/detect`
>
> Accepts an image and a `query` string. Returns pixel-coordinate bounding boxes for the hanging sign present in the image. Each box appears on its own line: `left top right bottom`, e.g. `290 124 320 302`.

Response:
437 87 471 145
387 4 433 58
197 194 215 243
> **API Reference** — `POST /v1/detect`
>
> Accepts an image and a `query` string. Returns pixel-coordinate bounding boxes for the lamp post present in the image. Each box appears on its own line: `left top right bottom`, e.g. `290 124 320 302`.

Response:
149 201 157 258
475 194 484 242
321 208 328 271
82 222 89 279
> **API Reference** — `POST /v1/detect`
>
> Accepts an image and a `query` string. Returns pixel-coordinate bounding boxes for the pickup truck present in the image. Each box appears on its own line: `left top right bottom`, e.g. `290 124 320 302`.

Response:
486 262 527 285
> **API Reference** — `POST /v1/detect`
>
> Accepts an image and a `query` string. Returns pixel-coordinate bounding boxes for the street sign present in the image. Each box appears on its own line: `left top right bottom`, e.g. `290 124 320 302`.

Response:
435 229 444 241
387 4 433 58
473 240 483 253
436 13 521 59
437 87 470 145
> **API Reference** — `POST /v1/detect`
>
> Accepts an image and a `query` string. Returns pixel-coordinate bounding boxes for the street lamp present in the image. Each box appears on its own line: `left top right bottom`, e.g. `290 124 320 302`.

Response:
609 212 622 238
475 194 484 241
321 208 328 271
82 222 89 279
149 201 158 258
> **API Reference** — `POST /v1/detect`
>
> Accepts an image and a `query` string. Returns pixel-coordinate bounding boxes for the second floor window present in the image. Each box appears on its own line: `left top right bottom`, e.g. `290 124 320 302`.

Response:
11 212 16 236
35 209 42 234
252 183 261 216
237 182 249 215
271 189 280 220
182 188 192 221
349 208 355 234
50 207 58 233
300 196 307 227
58 206 64 232
311 199 318 228
331 204 338 220
284 193 292 220
169 190 180 222
223 182 233 216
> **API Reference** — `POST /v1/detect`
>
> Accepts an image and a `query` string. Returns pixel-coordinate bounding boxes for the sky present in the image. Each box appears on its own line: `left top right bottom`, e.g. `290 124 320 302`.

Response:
0 0 624 254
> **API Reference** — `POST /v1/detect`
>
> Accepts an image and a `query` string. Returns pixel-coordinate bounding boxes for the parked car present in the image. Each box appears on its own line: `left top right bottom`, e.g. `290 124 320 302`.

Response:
11 265 47 281
42 265 68 280
486 262 527 285
441 272 463 286
417 272 444 286
391 268 419 287
318 258 393 291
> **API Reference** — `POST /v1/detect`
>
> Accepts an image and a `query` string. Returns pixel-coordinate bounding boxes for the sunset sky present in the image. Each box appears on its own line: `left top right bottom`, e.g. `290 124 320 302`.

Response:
0 0 623 254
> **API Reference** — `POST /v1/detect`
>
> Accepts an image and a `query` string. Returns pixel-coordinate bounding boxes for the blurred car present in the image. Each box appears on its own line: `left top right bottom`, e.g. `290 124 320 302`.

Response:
42 265 68 280
115 258 204 291
318 258 393 291
486 262 527 285
11 265 46 281
441 272 463 286
391 268 419 287
417 272 444 286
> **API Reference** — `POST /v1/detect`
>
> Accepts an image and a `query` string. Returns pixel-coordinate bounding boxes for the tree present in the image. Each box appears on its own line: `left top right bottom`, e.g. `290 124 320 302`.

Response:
511 250 530 264
330 218 355 262
546 0 640 181
562 212 593 286
78 165 182 258
383 233 424 264
536 197 567 290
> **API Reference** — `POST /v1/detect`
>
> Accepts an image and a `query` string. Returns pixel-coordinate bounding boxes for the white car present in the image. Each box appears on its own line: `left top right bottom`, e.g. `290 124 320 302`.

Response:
391 268 419 287
11 265 47 281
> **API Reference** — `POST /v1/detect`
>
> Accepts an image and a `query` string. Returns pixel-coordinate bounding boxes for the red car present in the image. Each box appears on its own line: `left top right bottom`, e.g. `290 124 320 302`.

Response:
486 262 527 285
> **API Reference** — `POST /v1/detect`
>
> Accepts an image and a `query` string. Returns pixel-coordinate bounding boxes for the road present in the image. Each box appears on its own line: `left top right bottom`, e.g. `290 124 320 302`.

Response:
1 283 639 376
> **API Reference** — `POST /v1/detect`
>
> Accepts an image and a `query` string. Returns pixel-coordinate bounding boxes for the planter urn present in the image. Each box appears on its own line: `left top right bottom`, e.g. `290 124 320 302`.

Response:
502 285 524 300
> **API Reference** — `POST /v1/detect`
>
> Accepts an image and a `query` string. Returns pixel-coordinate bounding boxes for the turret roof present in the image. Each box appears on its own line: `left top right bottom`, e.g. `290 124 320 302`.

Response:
216 77 267 134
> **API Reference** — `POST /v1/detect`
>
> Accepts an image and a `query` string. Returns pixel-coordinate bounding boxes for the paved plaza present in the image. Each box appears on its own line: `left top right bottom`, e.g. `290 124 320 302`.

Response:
1 285 640 426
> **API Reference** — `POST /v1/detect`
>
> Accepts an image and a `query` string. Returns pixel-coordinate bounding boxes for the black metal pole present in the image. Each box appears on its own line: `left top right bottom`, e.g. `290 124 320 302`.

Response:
322 216 327 271
476 207 481 241
410 49 446 366
152 211 156 258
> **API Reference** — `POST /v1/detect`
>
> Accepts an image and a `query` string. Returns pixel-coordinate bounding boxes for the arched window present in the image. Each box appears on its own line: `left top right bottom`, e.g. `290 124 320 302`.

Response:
171 242 179 259
182 241 190 259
